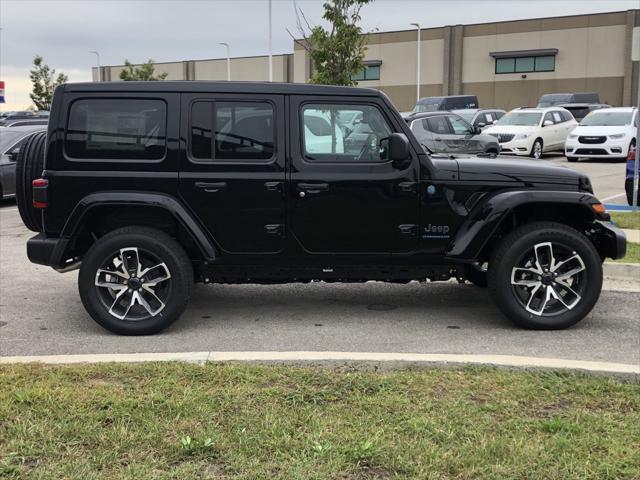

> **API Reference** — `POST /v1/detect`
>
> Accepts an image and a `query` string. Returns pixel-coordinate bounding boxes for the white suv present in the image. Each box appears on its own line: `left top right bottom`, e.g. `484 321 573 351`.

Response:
565 107 638 162
484 107 577 159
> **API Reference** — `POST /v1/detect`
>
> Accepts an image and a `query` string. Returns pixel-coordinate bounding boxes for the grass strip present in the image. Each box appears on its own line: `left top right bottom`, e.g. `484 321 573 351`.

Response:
611 212 640 230
1 363 639 479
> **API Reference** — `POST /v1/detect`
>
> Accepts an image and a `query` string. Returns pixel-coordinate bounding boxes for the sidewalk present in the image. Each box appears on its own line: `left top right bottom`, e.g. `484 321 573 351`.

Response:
622 228 640 243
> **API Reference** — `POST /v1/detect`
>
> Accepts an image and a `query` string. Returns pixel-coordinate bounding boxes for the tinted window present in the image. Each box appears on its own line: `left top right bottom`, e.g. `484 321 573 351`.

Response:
66 99 166 160
302 104 392 162
543 112 556 125
448 116 473 135
190 101 274 161
425 116 451 134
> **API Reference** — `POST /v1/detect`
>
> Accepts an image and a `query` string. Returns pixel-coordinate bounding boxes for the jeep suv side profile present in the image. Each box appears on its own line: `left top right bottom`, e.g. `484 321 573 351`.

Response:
17 82 626 335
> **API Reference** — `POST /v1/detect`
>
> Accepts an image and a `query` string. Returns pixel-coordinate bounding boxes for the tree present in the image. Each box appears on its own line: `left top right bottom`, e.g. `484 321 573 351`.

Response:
119 59 168 81
29 55 68 111
289 0 372 86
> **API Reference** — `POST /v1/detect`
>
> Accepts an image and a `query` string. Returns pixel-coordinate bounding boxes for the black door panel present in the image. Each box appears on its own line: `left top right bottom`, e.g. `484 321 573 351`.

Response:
179 93 286 254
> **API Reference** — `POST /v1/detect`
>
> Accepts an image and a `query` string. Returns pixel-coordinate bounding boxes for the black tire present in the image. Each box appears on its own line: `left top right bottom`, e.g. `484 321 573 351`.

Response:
530 139 543 159
16 131 47 231
488 222 602 330
566 156 578 163
78 226 193 335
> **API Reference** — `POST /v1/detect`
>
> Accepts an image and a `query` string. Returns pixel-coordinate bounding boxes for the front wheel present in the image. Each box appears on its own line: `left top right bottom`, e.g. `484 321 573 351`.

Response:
78 226 193 335
530 139 543 159
488 222 602 329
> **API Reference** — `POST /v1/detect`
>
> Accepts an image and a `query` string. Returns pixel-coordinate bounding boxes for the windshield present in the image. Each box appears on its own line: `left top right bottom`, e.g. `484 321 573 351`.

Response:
537 94 571 107
580 111 632 126
412 99 441 112
455 111 475 122
495 112 542 126
0 130 24 151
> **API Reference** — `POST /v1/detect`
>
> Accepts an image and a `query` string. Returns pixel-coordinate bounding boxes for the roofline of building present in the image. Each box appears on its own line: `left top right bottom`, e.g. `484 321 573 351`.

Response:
95 52 293 70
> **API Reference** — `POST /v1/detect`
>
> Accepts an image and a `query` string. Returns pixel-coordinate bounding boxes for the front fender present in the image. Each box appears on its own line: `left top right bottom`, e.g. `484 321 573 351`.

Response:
445 190 600 261
61 191 216 261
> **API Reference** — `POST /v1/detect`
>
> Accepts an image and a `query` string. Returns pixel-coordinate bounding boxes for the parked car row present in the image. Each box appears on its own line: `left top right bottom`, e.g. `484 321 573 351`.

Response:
0 110 49 127
0 125 48 199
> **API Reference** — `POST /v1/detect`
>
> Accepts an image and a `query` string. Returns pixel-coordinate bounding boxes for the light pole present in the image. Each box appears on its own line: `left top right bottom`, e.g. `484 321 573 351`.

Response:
268 0 273 82
219 42 231 81
632 26 639 211
410 23 421 104
89 50 101 82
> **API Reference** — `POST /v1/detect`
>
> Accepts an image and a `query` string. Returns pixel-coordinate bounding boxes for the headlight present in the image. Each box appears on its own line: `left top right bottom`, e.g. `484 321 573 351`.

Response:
567 134 578 140
609 133 626 139
515 133 530 140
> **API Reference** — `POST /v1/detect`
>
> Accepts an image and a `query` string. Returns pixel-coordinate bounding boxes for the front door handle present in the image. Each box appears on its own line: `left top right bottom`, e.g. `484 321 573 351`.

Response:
298 182 329 193
265 181 283 193
398 224 417 236
398 181 416 193
195 181 227 193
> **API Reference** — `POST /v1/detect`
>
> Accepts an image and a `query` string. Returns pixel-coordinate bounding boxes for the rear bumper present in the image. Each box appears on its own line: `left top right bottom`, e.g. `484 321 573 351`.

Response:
27 233 77 271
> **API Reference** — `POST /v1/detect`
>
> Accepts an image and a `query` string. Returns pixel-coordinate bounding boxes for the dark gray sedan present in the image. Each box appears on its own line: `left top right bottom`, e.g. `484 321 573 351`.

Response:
0 125 47 199
403 111 500 155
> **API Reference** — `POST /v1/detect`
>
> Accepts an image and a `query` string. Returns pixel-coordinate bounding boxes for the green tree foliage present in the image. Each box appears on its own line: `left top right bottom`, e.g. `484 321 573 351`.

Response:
29 55 68 111
291 0 371 86
119 59 168 81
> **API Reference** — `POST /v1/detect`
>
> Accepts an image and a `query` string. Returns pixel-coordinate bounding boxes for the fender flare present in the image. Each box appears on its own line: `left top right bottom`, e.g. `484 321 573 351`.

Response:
61 191 216 261
445 190 599 261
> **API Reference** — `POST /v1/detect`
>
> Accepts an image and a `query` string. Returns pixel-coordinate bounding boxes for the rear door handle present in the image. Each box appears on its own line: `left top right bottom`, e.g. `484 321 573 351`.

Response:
298 182 329 193
195 181 227 193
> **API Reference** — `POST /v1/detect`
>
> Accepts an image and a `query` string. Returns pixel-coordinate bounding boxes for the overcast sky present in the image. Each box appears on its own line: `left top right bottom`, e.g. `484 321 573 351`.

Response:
1 0 638 110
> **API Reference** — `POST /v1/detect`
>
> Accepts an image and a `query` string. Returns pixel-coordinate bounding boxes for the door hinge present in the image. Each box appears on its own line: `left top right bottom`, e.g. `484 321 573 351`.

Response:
398 224 417 236
264 224 283 236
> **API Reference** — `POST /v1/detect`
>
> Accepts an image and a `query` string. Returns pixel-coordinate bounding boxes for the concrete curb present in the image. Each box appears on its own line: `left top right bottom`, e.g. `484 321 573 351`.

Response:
1 351 638 378
603 262 640 281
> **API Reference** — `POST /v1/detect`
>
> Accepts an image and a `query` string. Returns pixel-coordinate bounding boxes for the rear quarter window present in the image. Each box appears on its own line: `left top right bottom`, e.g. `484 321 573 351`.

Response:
65 98 167 161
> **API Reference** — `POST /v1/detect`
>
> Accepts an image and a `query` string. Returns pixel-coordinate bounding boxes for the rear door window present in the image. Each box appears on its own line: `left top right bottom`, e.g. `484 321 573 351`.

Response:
190 101 274 162
65 98 166 160
425 116 452 135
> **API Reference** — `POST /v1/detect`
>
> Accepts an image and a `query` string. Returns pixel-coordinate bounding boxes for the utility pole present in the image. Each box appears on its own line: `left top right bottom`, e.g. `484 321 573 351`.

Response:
89 51 101 82
219 42 231 81
410 23 421 104
268 0 273 82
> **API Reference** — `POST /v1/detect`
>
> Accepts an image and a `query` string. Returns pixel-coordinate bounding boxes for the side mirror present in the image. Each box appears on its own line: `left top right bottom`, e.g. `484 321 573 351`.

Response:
492 119 498 124
381 133 410 164
543 120 554 127
477 122 486 128
473 126 482 135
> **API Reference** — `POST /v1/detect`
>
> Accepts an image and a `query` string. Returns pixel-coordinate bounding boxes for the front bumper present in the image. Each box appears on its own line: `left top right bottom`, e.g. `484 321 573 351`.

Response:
27 233 77 271
591 221 626 260
496 138 533 156
566 140 627 158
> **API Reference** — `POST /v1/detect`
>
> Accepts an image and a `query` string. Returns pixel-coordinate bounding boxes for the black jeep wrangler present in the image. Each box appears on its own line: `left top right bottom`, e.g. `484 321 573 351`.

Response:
16 82 626 335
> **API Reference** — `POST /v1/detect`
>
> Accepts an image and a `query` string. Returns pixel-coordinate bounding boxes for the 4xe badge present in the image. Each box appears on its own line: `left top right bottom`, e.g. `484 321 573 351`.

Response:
423 224 450 239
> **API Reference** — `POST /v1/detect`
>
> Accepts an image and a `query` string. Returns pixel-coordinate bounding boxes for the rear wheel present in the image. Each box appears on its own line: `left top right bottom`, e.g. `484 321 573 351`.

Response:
78 226 193 335
530 139 543 159
488 222 602 329
16 131 47 231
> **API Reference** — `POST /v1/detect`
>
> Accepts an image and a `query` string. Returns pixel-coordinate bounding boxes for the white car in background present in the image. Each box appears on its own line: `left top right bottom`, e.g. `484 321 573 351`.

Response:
565 107 638 162
484 107 577 159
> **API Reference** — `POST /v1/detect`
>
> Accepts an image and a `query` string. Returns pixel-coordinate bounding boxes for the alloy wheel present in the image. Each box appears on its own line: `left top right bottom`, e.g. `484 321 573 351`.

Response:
510 241 587 316
533 141 542 159
94 247 172 321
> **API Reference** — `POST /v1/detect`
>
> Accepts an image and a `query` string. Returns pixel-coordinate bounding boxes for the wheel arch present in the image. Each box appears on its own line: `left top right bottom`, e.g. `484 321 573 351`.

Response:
61 191 217 262
445 190 603 262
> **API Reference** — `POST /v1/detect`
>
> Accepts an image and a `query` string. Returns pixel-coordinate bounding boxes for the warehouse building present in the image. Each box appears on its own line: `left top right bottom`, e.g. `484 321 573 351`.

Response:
93 9 640 111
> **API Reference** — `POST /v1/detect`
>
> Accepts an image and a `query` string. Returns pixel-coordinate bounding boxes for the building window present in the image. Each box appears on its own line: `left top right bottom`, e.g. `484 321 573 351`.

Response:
494 55 555 74
351 64 380 82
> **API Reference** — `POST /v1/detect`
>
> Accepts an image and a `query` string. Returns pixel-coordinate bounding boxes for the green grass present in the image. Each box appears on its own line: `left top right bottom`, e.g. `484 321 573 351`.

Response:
613 242 640 263
611 212 640 230
1 363 639 479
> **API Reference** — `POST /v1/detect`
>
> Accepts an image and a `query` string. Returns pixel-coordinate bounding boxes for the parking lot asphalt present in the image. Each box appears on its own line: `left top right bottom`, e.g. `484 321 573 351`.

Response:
1 155 638 364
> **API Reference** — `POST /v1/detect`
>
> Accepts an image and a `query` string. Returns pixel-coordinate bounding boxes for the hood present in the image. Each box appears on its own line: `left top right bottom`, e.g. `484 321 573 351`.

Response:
484 125 536 134
570 125 630 136
453 156 583 185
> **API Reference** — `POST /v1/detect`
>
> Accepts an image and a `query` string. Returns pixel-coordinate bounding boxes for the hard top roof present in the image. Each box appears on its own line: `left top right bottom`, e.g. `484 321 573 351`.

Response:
63 81 382 97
